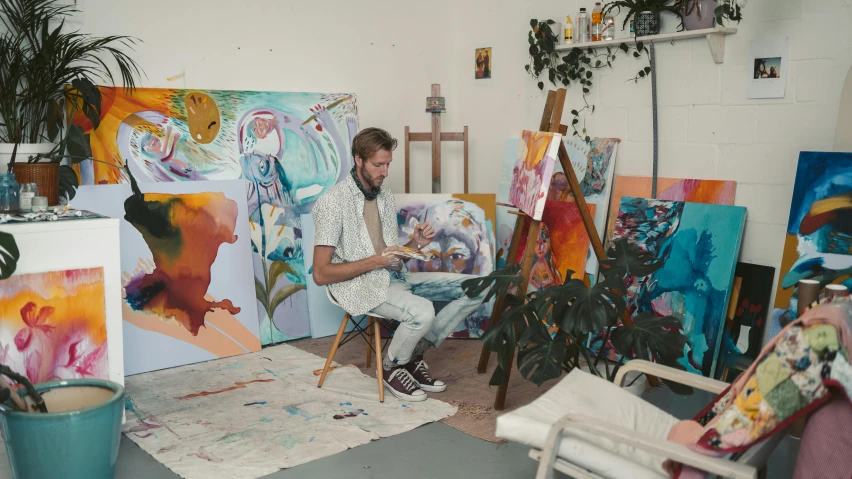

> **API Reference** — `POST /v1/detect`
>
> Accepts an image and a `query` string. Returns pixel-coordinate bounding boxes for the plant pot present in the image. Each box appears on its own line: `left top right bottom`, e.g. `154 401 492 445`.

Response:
11 162 60 206
0 143 60 206
634 11 661 37
0 379 124 479
682 0 717 30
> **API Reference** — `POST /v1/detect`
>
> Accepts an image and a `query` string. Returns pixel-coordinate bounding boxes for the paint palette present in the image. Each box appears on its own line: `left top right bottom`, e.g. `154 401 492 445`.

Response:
385 246 434 261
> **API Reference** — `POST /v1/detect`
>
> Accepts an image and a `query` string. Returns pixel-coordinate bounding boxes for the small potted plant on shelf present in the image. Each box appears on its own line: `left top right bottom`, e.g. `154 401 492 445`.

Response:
0 0 142 205
602 0 684 37
462 238 692 394
677 0 717 30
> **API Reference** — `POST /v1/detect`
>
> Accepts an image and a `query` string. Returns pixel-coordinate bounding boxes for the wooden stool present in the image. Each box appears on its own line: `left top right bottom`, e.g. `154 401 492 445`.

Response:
317 289 394 402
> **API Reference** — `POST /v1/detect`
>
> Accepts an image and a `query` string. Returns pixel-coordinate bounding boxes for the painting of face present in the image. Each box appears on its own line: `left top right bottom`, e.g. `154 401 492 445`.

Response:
72 88 359 346
395 194 497 338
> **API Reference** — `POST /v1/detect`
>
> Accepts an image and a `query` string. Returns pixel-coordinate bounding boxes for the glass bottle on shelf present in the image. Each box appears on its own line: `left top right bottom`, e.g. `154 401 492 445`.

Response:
591 2 603 42
577 8 591 43
7 172 19 214
20 182 38 212
602 12 615 40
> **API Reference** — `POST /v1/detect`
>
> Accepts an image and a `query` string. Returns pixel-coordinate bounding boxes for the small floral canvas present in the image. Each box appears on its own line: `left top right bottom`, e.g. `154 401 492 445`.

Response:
0 268 107 384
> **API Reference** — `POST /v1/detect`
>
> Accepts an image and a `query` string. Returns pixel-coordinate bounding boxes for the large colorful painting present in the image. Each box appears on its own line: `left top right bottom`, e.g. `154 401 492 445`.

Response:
71 180 261 375
717 262 775 382
515 200 595 287
611 197 747 377
773 152 852 319
604 177 737 248
395 194 497 338
0 268 107 384
72 88 359 345
507 131 561 221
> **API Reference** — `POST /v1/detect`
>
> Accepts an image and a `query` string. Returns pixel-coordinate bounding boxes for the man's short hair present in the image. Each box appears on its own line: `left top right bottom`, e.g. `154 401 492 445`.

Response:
351 127 397 161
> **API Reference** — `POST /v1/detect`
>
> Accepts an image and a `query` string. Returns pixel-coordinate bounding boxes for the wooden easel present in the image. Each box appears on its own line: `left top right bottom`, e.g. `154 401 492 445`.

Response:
477 88 608 411
404 84 469 193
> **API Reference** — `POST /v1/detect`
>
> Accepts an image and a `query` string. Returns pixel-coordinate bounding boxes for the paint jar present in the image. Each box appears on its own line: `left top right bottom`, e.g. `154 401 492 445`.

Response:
19 182 38 212
31 196 48 212
826 284 849 300
796 279 821 315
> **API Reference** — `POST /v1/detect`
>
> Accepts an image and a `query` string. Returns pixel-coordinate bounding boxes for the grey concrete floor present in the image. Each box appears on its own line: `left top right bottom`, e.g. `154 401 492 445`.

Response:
0 384 799 479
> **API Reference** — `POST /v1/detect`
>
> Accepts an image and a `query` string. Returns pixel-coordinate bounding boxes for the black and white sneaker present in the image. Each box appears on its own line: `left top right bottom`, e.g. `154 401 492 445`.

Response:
405 356 447 393
383 366 428 402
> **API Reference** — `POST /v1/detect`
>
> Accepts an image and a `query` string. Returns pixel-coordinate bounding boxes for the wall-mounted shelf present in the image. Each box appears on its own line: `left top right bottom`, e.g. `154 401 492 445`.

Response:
555 27 737 64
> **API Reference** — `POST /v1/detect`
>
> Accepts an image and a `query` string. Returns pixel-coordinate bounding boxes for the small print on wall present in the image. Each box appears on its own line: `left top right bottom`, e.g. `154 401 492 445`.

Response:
748 37 789 99
475 47 492 79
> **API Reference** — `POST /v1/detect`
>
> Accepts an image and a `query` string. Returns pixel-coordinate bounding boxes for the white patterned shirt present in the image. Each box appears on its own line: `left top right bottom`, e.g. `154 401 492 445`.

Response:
312 174 399 316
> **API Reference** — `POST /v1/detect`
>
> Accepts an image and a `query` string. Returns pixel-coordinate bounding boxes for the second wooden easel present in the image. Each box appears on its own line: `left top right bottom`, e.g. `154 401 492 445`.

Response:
477 88 608 411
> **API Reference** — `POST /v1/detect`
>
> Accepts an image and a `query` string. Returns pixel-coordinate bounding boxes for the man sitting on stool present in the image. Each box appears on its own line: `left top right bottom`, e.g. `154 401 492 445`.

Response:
312 127 489 402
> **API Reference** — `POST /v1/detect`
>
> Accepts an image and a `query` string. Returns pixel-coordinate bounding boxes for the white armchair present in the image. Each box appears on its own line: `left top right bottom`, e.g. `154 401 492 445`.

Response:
496 360 787 479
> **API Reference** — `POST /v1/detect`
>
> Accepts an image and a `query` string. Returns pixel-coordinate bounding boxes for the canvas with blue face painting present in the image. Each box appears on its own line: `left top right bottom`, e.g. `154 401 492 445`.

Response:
772 152 852 328
71 88 359 345
609 197 747 377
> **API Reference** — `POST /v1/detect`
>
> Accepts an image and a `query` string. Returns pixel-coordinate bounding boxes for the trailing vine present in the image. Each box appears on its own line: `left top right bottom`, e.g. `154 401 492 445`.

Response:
525 19 651 142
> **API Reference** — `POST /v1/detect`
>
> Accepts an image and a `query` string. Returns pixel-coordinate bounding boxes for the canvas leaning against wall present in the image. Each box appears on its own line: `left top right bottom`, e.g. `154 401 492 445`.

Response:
71 180 261 376
0 268 107 384
71 88 359 345
772 151 852 327
609 197 747 378
395 194 497 338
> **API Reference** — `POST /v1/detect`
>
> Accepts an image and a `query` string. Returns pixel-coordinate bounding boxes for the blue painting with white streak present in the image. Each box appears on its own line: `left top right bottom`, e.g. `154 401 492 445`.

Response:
613 197 747 377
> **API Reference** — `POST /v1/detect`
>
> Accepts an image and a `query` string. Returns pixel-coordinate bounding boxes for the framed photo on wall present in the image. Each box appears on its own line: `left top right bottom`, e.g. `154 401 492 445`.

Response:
748 37 789 99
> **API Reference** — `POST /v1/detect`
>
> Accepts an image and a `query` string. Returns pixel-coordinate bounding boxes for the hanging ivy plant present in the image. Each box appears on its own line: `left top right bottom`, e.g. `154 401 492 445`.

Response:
525 19 651 142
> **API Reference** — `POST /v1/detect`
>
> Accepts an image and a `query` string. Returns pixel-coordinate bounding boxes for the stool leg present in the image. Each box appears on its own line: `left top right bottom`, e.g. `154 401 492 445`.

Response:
373 317 385 402
477 343 491 374
318 313 350 388
365 316 375 368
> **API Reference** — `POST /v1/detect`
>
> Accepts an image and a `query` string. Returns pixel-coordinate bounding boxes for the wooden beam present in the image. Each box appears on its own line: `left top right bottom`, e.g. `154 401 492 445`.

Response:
404 126 410 193
431 84 441 193
463 126 469 193
539 91 557 131
408 132 466 142
548 89 567 134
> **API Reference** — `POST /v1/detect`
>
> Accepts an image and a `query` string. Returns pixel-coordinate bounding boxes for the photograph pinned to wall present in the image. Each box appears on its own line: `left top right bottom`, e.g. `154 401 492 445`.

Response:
71 180 262 375
508 130 561 221
604 176 737 248
747 37 789 99
0 268 107 384
395 194 497 338
772 151 852 330
71 88 359 345
717 262 775 382
475 47 492 80
607 197 747 377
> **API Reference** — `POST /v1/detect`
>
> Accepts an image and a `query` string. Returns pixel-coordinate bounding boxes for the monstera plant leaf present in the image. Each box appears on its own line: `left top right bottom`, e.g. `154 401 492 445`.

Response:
600 237 665 281
70 78 103 130
610 312 685 363
461 264 523 304
532 274 626 335
0 232 19 280
517 328 568 386
58 165 79 202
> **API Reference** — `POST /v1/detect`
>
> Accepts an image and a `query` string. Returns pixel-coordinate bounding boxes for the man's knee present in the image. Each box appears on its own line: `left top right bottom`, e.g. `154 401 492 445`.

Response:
407 297 436 330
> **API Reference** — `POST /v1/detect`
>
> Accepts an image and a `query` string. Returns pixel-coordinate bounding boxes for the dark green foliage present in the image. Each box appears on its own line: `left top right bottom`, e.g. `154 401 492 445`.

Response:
0 231 18 280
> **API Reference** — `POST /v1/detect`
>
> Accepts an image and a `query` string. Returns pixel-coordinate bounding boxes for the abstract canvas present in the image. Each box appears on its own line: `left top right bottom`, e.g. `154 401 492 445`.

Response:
604 177 737 248
496 139 520 268
0 268 107 384
72 88 359 345
773 152 852 319
515 200 595 287
71 180 261 375
557 137 619 273
717 262 775 382
507 131 561 221
611 197 747 377
395 194 497 338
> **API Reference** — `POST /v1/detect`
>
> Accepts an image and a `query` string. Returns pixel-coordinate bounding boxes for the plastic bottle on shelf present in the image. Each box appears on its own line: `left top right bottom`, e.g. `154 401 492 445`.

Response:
602 12 615 40
591 3 603 42
577 8 591 43
564 15 574 44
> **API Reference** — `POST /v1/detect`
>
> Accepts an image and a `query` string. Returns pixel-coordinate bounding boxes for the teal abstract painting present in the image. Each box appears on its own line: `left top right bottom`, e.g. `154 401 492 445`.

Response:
612 197 747 377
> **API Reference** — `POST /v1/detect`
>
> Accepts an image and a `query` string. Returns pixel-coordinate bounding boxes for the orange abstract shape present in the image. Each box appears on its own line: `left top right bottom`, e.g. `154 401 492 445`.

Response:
516 201 595 283
124 191 241 336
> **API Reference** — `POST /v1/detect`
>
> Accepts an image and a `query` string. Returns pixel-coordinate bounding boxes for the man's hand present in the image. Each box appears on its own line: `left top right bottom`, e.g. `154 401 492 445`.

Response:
373 246 403 271
412 222 436 249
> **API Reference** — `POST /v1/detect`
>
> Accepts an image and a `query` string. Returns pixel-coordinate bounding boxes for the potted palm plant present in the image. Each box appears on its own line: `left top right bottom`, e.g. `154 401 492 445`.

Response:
462 238 692 394
0 0 142 205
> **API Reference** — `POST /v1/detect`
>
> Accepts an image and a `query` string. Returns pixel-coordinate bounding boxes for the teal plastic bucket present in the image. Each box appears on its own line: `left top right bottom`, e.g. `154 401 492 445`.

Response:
0 379 124 479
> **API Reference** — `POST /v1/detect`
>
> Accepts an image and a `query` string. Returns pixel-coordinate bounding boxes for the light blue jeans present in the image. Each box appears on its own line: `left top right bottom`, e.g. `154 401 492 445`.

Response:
370 271 488 364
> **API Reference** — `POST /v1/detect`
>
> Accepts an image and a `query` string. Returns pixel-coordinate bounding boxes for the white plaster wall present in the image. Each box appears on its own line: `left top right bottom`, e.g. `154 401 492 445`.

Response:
75 0 852 327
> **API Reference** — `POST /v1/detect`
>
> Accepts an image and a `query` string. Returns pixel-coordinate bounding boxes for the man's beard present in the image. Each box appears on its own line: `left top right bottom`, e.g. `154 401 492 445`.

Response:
359 165 382 190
